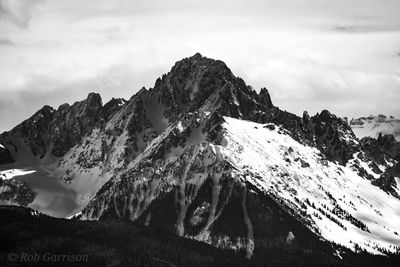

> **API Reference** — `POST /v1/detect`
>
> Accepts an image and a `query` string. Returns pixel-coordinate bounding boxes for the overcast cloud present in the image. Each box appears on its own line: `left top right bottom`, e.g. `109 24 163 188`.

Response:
0 0 399 132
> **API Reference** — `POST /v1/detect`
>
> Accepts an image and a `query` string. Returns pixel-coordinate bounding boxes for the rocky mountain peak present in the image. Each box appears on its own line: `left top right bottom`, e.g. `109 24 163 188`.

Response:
86 92 102 106
146 54 263 125
319 109 336 121
258 87 273 109
191 52 203 60
302 111 311 124
49 93 105 157
172 53 231 74
308 109 357 164
2 54 400 260
40 105 55 114
0 92 107 159
66 92 103 118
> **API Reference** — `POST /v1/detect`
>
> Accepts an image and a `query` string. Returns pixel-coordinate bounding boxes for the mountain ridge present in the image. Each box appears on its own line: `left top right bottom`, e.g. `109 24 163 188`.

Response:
1 53 399 259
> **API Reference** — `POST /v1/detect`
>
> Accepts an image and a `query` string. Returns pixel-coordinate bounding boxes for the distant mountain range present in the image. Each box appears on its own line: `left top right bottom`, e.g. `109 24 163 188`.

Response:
349 115 400 141
1 53 399 262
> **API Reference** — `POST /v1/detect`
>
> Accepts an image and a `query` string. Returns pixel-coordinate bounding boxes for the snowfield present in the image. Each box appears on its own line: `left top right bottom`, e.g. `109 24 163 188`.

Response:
217 117 400 254
0 169 37 180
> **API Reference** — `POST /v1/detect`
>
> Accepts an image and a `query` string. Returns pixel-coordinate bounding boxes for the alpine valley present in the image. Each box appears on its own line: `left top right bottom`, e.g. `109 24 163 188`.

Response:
1 54 399 266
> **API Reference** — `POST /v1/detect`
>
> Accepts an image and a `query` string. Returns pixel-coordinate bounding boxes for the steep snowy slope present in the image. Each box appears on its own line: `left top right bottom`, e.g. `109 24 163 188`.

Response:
82 113 400 257
221 117 400 254
350 115 400 141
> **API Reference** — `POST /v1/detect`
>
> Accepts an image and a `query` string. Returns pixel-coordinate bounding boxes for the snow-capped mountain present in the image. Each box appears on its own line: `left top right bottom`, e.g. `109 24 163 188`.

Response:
350 115 400 141
1 53 399 259
0 93 127 217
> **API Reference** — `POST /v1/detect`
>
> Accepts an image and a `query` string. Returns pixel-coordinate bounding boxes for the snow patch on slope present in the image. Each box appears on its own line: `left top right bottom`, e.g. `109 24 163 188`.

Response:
0 169 36 180
54 128 130 214
394 177 400 196
217 117 400 254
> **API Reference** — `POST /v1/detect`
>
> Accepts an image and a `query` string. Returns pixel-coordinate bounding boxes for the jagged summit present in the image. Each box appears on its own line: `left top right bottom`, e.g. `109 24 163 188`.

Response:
259 87 273 108
175 52 229 69
0 92 107 159
0 54 383 166
190 52 203 59
86 92 102 104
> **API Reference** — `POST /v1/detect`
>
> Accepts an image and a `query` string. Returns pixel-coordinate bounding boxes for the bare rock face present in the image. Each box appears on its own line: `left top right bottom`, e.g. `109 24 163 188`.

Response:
103 97 127 119
269 109 359 165
308 110 359 164
49 92 105 157
0 93 106 161
3 105 55 158
372 171 399 198
0 145 14 164
360 134 400 165
148 53 275 125
258 88 273 109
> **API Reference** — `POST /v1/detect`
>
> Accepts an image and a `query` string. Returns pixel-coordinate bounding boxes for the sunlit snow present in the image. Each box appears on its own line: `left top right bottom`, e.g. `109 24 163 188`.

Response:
1 169 37 180
215 117 400 254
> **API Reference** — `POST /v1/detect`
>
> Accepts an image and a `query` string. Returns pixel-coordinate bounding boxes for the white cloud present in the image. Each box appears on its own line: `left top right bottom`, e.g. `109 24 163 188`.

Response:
0 0 44 28
0 0 399 132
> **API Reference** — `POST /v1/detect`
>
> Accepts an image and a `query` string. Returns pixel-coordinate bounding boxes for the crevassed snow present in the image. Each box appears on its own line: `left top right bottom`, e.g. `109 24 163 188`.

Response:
217 117 400 254
0 168 37 180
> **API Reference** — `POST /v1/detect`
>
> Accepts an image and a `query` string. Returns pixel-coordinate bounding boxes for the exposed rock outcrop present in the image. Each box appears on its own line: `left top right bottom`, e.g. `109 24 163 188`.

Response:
0 145 14 164
0 93 106 160
0 177 35 206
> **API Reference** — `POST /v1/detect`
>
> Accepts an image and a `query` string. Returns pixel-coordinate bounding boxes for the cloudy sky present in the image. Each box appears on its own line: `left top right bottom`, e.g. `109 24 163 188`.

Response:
0 0 399 132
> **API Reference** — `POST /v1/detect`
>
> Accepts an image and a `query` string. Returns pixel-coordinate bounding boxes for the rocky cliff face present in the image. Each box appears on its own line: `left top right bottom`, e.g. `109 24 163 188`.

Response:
358 134 400 198
0 93 106 160
50 92 105 157
0 93 124 213
0 144 14 165
1 53 400 258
